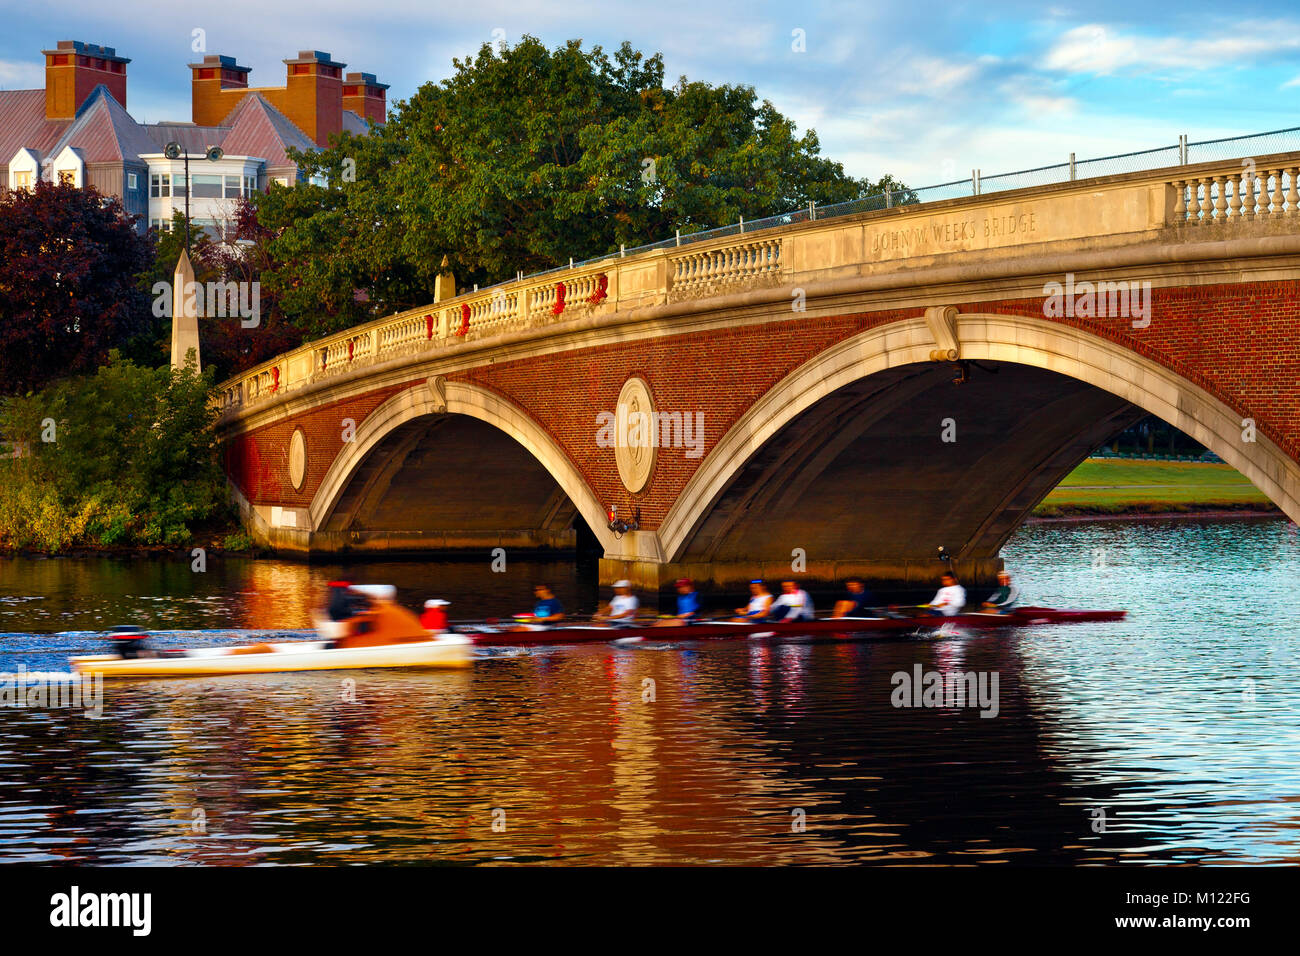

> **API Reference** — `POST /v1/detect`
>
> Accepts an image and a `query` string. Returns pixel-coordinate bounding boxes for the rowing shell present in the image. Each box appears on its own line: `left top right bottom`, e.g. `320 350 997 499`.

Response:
463 606 1125 648
69 635 473 678
70 593 473 678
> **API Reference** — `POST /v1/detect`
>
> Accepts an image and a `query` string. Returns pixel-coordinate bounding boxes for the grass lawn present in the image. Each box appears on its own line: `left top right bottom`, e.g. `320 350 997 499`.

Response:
1034 458 1275 516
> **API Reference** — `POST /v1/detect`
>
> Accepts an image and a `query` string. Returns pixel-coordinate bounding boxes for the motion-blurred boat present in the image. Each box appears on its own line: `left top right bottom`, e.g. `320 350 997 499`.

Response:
70 585 471 677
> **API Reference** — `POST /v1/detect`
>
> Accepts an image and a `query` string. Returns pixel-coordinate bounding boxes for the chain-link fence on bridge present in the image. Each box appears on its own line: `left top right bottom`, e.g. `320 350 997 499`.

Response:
521 125 1300 283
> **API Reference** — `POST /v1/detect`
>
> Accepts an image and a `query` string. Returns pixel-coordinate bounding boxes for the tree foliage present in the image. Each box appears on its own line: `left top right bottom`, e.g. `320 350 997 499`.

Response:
0 353 229 549
256 36 910 335
0 181 151 394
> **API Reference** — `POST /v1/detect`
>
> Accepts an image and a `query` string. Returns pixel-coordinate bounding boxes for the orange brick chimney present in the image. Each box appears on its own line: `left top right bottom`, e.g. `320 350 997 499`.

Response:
189 54 252 127
342 72 388 125
43 41 129 121
282 51 346 146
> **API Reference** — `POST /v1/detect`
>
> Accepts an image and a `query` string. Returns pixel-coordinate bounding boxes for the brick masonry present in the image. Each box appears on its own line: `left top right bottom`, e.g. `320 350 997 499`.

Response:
226 279 1300 529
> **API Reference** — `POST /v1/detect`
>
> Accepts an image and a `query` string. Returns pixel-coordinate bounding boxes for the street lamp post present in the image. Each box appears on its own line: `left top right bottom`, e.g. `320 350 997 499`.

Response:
162 142 224 254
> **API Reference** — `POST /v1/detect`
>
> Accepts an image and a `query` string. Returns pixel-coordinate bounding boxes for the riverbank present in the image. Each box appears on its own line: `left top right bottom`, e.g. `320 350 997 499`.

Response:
1032 458 1278 519
0 528 255 559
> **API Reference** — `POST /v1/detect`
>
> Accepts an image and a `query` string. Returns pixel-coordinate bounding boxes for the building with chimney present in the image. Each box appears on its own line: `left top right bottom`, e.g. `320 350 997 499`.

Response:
0 40 386 237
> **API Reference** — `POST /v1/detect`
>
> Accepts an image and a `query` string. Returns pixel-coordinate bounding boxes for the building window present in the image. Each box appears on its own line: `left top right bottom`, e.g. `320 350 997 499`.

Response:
173 175 187 197
224 175 243 198
245 176 257 195
192 174 223 199
58 170 75 185
127 172 138 190
150 174 170 197
12 171 32 191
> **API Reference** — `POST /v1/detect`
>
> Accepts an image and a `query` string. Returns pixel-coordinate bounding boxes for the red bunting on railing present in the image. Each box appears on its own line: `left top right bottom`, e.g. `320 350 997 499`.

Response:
271 367 280 393
426 314 434 339
587 273 608 305
348 340 355 362
553 281 567 315
457 303 470 336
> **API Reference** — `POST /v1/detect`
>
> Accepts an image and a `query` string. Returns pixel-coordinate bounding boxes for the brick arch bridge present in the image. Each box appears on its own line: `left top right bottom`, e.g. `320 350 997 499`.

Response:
218 150 1300 597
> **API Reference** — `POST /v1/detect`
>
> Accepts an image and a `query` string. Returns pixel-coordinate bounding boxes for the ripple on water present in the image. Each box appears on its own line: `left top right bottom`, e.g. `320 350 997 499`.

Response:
0 517 1297 863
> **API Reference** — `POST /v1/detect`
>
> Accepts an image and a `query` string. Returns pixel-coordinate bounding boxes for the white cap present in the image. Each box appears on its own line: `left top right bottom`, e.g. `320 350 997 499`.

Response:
613 580 631 588
424 599 450 607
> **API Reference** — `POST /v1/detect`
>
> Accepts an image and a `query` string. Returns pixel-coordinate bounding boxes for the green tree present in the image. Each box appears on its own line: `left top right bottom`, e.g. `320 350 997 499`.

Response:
0 353 228 549
256 36 909 335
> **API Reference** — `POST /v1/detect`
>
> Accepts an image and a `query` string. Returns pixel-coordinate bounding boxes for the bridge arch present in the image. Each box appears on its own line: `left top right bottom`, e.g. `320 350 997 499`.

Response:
310 380 617 552
659 310 1298 571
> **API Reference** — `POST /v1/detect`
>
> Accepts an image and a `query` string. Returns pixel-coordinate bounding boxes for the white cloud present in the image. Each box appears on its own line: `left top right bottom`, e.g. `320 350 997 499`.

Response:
1042 22 1300 76
0 58 43 89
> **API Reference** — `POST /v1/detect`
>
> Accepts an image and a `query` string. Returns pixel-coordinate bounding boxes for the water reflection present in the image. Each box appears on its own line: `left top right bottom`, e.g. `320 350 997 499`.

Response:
0 516 1297 864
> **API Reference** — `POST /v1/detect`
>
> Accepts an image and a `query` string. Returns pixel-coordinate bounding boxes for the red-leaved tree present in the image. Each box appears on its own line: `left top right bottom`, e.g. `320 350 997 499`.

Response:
0 180 151 394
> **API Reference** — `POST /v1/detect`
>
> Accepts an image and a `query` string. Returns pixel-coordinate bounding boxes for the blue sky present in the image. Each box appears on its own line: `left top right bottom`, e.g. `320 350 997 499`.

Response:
2 0 1298 186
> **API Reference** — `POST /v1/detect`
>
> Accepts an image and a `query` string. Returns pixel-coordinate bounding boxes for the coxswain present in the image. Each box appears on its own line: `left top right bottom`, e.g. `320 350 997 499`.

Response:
107 625 151 659
421 599 450 632
831 578 874 618
732 581 774 622
925 572 967 617
768 580 815 622
981 571 1020 614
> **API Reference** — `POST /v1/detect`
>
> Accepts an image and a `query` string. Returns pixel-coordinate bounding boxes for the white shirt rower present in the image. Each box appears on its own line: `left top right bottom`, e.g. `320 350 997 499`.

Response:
609 593 639 619
769 584 814 621
928 577 967 616
601 580 639 626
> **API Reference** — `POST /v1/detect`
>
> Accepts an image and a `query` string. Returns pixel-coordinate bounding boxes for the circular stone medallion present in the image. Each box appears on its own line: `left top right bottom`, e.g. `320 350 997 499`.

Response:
289 428 307 490
615 377 656 493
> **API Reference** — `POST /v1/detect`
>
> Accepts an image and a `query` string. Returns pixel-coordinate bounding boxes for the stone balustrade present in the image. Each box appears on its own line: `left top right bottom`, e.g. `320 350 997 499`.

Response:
669 237 782 298
1171 162 1300 224
218 149 1300 420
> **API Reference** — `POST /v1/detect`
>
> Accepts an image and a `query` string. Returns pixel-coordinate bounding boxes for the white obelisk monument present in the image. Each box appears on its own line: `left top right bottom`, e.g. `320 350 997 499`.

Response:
169 249 201 372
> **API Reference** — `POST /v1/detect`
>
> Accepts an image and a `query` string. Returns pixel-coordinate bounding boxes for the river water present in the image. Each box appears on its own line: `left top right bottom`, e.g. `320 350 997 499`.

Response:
0 516 1296 865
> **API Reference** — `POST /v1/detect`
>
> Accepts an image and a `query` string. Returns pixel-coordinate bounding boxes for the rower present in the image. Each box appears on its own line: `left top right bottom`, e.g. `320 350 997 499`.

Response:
421 599 450 632
327 581 356 621
732 580 774 622
981 571 1020 614
107 625 152 659
925 572 967 617
595 580 639 626
832 578 874 618
768 580 815 622
658 578 701 626
529 584 565 624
